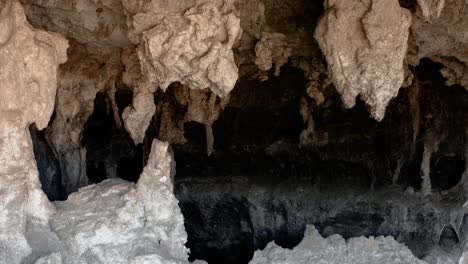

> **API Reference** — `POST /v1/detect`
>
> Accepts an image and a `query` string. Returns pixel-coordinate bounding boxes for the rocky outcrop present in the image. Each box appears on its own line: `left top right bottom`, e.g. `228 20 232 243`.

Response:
0 0 68 262
49 140 193 263
250 225 426 264
315 0 411 121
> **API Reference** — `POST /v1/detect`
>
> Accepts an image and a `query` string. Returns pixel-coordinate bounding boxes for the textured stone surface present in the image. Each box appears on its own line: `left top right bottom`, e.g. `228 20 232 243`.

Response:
138 2 242 97
121 1 241 144
0 0 68 262
416 0 446 23
315 0 411 121
49 140 193 263
251 225 426 264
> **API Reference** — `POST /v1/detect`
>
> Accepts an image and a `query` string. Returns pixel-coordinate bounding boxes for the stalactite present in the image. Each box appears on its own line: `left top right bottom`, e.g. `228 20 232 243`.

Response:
408 80 421 161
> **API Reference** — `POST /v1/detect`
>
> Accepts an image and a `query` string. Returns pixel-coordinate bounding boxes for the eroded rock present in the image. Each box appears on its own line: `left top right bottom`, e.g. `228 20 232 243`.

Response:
251 225 426 264
416 0 446 23
315 0 412 121
121 2 242 144
0 0 68 262
50 140 193 263
138 2 242 97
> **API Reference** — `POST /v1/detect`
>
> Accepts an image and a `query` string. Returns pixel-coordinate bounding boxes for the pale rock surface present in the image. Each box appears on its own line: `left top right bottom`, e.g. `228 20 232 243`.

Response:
137 2 242 97
49 140 195 263
315 0 412 121
121 0 238 44
121 48 156 144
0 0 68 262
122 86 156 144
0 3 198 263
250 225 427 264
122 1 242 144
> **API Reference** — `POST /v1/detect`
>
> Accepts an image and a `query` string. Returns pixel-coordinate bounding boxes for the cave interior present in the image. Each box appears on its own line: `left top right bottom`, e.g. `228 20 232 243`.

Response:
30 59 467 263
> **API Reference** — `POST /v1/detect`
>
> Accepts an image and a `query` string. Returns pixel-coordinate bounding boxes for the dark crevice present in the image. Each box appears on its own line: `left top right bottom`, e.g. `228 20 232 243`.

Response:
30 123 66 201
82 90 143 184
184 122 207 154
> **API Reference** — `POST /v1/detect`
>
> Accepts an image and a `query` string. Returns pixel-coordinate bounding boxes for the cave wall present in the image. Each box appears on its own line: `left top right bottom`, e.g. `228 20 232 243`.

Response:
0 1 68 262
0 0 467 263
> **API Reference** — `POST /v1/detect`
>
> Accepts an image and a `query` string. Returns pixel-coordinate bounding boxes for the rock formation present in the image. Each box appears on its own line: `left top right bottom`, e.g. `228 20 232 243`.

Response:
314 0 412 121
0 0 67 262
49 140 191 263
0 0 467 263
250 225 426 264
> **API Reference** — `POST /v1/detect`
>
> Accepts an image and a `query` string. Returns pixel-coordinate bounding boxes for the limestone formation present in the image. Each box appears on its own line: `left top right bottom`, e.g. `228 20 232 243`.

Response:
137 3 242 97
315 0 412 121
122 85 156 144
50 140 193 263
0 0 467 263
0 0 67 262
250 225 426 264
120 1 241 144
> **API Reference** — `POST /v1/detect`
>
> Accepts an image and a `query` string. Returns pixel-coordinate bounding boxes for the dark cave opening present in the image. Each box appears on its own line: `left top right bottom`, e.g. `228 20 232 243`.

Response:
184 121 207 153
171 62 467 263
82 91 143 184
